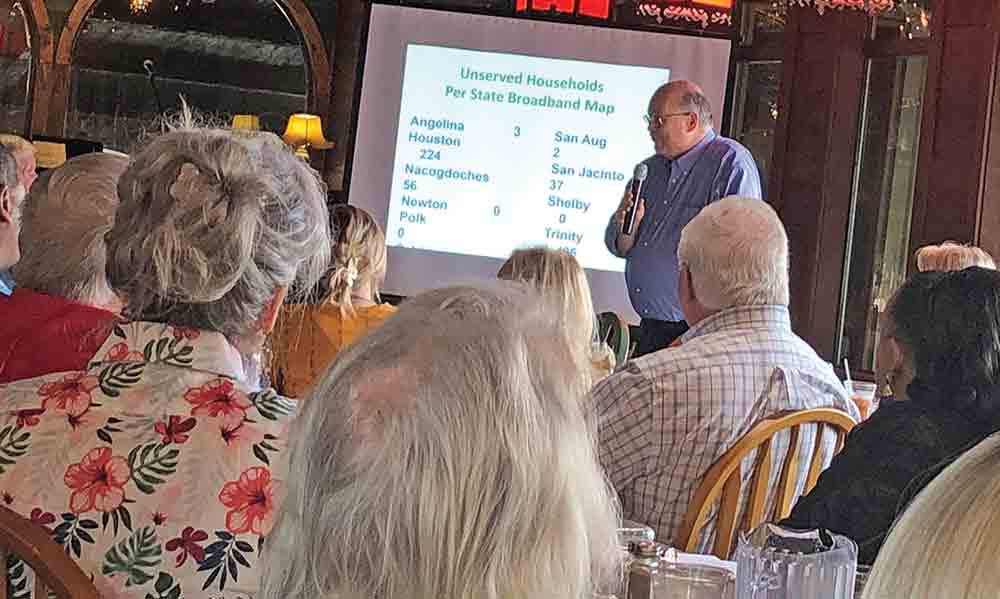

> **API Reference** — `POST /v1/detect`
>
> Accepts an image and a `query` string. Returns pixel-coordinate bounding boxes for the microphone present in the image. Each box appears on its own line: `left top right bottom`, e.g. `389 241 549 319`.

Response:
622 163 648 235
143 59 155 76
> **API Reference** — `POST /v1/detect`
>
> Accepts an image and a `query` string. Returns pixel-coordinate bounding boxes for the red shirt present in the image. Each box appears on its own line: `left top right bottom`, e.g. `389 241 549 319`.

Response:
0 288 118 383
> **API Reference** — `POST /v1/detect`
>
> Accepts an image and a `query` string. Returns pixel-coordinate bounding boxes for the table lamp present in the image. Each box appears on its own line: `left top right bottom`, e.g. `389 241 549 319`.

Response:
282 113 334 158
231 114 261 131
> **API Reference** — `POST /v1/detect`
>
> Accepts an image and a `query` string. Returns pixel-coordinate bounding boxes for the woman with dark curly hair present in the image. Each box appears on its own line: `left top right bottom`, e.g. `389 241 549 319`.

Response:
784 267 1000 564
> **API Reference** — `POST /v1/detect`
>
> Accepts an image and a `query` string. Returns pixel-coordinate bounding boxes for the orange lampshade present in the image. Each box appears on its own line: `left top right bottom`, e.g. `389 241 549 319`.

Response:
283 114 333 157
231 114 261 131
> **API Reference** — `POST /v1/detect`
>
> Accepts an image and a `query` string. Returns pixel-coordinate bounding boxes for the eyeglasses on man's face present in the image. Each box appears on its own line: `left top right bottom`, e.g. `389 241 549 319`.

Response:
643 111 694 129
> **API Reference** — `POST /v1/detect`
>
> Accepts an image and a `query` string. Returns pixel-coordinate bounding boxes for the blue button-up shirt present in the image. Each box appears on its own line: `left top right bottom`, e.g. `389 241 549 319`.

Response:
604 130 762 321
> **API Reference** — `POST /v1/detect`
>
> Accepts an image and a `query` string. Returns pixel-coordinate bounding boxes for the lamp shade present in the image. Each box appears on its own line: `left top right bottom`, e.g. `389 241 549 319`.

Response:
231 114 261 131
282 113 333 150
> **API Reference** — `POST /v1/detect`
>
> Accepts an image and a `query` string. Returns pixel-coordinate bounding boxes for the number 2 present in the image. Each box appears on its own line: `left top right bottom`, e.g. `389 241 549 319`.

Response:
552 147 560 158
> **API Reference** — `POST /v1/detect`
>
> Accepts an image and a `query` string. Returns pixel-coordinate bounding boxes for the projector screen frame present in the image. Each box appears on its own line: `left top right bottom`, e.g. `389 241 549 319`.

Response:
341 2 741 318
341 0 742 200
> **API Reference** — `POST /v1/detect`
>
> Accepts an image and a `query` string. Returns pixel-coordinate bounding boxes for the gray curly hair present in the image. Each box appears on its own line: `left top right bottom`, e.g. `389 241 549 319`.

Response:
105 128 331 340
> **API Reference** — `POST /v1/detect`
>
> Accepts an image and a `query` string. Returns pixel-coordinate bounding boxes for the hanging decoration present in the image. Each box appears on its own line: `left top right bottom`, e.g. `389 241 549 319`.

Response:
787 0 894 14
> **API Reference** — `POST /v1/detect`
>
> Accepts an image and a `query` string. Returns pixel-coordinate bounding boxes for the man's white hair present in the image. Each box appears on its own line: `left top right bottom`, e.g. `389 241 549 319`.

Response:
13 153 127 305
261 281 622 599
678 196 789 310
862 432 1000 599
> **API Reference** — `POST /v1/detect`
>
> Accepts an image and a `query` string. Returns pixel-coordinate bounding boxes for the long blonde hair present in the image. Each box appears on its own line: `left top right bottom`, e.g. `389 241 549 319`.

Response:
498 247 612 382
862 432 1000 599
260 282 622 599
324 204 387 315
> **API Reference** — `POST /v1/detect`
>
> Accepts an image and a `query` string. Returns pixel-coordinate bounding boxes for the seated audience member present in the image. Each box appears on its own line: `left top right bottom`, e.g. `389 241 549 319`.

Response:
270 204 395 398
593 197 858 548
0 134 37 293
0 145 24 296
0 154 127 383
0 134 37 192
861 432 1000 599
0 127 330 599
260 282 621 599
498 246 615 384
783 268 1000 564
915 240 995 272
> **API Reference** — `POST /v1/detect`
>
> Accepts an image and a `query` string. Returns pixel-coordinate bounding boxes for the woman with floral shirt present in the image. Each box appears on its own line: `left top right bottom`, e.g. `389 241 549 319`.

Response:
0 127 330 599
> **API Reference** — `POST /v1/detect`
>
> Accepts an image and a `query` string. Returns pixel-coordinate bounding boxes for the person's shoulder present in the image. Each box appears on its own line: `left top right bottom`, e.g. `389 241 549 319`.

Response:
712 135 756 163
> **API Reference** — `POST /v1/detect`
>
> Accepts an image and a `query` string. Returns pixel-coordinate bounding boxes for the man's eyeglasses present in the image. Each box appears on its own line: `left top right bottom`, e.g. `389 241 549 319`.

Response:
643 112 694 128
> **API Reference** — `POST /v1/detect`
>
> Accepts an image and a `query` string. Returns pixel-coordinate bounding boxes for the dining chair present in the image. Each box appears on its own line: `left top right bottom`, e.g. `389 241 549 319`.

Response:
0 505 100 599
675 408 856 559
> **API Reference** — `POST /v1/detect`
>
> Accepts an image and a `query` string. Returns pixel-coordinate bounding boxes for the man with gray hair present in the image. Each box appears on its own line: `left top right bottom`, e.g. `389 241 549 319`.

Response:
593 197 858 549
0 153 127 382
0 144 25 296
605 80 762 356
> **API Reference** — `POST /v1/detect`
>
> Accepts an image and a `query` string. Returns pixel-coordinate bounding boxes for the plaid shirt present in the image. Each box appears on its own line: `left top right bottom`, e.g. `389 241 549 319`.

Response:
593 305 858 549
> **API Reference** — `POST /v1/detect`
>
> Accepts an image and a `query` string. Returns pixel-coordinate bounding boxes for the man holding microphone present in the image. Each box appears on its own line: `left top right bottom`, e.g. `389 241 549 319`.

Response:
605 80 762 357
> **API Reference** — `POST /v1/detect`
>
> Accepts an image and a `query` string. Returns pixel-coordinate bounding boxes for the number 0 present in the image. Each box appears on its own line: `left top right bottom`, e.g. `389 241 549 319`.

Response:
493 205 500 216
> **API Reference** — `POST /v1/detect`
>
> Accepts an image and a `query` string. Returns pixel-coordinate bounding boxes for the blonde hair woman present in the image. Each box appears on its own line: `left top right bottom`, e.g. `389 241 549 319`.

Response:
862 432 1000 599
498 247 614 383
261 282 622 599
270 204 396 398
915 240 995 272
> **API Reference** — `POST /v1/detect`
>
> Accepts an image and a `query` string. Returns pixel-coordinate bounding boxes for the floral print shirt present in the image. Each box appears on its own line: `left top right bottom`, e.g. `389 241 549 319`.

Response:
0 322 296 599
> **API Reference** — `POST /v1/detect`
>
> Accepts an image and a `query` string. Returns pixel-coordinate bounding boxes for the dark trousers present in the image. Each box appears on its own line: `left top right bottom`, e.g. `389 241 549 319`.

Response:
633 318 689 358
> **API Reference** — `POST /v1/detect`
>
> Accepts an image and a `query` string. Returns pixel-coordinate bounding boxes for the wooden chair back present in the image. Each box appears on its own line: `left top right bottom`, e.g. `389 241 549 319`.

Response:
597 311 631 370
675 408 856 559
0 506 100 599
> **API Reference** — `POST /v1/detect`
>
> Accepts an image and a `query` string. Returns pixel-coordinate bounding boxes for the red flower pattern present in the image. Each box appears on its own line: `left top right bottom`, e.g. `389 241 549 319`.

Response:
104 342 144 363
172 327 201 341
184 379 251 427
12 408 44 427
165 526 208 567
63 447 131 513
218 467 275 535
38 372 99 417
29 508 56 531
154 416 197 445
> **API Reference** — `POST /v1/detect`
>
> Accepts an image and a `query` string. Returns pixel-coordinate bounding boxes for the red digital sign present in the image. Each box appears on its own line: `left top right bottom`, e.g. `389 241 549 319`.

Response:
515 0 734 28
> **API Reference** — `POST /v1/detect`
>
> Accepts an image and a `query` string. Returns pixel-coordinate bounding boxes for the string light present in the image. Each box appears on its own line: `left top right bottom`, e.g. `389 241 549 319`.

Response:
756 0 929 39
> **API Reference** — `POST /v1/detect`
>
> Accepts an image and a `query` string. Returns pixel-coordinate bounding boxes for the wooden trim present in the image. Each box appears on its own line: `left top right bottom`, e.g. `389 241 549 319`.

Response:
765 6 800 214
21 0 53 64
53 0 330 136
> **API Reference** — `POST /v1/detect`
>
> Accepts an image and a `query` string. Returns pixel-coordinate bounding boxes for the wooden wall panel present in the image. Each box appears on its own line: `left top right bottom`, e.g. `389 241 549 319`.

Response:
770 7 867 359
910 0 1000 258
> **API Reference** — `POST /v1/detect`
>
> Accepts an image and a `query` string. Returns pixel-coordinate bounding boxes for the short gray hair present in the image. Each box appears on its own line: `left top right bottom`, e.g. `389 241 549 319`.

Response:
915 241 996 272
678 197 788 310
862 432 1000 599
0 145 17 192
13 153 127 305
261 281 622 599
106 128 331 340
